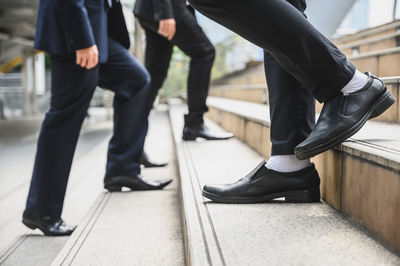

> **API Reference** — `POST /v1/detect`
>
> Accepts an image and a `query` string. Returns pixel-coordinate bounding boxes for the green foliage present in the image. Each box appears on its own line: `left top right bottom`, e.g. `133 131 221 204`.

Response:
159 35 238 101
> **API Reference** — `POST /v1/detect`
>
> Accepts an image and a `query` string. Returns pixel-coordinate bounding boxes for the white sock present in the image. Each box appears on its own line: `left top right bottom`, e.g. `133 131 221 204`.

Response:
341 70 369 96
266 155 311 173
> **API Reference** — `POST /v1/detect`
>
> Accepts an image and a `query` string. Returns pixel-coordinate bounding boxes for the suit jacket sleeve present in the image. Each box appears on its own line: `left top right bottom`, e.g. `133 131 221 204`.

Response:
58 0 96 50
151 0 175 20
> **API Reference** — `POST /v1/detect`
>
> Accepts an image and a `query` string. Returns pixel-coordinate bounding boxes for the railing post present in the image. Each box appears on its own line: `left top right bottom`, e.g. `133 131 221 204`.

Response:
134 18 144 63
31 54 39 114
0 94 4 119
21 54 31 115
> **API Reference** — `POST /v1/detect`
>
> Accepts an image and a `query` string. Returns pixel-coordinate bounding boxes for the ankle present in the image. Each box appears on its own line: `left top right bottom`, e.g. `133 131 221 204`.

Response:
266 155 310 173
341 70 369 96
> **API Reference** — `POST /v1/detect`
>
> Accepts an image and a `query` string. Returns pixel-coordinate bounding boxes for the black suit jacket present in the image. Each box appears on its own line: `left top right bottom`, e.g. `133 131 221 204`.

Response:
34 0 129 63
133 0 188 23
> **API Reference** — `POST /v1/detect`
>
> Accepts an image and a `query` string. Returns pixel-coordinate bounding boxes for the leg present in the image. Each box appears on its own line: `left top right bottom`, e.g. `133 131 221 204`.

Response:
188 0 355 102
173 13 215 126
99 38 151 180
190 0 395 160
142 27 174 113
264 51 315 157
25 55 98 218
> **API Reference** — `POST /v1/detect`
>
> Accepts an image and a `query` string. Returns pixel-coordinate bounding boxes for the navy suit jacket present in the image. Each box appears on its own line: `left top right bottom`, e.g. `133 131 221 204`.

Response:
133 0 188 23
34 0 130 63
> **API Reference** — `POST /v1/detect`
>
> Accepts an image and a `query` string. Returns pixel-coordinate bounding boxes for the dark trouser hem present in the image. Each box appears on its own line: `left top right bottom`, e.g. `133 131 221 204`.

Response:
103 170 142 183
184 111 205 127
271 143 300 156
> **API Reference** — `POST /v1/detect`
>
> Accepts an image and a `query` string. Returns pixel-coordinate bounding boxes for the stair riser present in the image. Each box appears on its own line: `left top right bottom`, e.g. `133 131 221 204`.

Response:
316 81 400 123
206 106 400 254
349 51 400 77
333 21 400 46
342 37 399 57
210 88 267 105
211 80 399 124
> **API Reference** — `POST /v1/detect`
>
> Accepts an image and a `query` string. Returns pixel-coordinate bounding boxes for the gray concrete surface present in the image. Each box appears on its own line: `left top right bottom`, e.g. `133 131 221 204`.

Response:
52 108 185 266
169 100 400 266
0 109 113 265
207 96 400 171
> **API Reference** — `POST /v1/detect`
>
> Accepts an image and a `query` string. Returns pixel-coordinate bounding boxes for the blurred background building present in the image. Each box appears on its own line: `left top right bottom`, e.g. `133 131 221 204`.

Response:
0 0 399 118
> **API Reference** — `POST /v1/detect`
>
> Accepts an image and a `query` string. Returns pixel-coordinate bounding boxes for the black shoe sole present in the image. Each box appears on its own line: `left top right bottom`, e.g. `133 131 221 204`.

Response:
141 163 168 168
295 89 396 160
22 220 38 230
104 179 173 192
22 220 74 236
202 188 320 204
182 133 234 141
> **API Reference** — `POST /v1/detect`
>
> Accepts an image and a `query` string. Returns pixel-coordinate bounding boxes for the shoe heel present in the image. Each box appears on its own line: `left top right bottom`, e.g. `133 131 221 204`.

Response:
285 189 320 203
182 132 197 141
105 185 122 192
22 220 38 230
370 90 396 119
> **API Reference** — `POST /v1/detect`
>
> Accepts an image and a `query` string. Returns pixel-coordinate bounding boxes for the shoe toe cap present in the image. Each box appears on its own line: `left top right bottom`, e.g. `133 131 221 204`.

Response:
203 184 224 194
159 179 173 188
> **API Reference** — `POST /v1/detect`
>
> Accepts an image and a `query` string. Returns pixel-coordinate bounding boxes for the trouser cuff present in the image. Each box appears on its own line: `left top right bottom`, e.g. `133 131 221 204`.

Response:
184 112 204 127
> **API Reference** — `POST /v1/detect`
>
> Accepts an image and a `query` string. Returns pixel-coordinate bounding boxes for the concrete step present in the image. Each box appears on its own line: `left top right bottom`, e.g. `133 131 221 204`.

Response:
349 47 400 77
211 63 265 86
333 19 400 46
168 100 400 265
204 96 400 255
0 121 112 265
339 32 400 57
210 76 400 124
50 109 185 266
209 84 268 105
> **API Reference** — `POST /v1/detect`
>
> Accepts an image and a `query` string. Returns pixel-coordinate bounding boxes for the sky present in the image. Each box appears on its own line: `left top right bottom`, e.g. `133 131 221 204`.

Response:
369 0 397 26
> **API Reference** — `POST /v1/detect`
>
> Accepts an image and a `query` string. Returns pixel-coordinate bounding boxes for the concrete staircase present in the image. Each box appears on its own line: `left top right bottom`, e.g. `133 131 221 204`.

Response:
169 100 400 265
204 20 400 258
0 109 185 265
2 21 400 266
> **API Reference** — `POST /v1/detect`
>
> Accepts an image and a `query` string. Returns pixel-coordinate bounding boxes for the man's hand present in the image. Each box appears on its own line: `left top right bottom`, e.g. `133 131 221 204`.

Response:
158 19 176 40
76 45 99 69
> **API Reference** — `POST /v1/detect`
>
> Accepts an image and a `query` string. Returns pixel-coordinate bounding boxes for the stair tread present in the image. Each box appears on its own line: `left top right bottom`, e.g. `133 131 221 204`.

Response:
51 110 185 266
339 31 400 50
211 76 400 90
169 100 400 266
207 96 400 171
333 20 400 45
0 120 112 265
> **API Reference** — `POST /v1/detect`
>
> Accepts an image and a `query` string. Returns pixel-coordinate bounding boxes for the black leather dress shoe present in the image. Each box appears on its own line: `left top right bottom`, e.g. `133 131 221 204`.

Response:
22 211 76 236
104 174 172 192
182 124 234 141
295 73 395 160
202 161 320 203
138 151 168 168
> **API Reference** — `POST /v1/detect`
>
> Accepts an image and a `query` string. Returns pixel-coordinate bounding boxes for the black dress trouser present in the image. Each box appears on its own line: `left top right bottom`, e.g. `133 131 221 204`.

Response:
264 0 315 155
25 38 150 218
188 0 356 103
140 11 215 126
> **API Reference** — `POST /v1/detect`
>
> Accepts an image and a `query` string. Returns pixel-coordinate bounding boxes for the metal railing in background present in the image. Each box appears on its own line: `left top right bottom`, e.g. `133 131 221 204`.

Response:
0 73 23 117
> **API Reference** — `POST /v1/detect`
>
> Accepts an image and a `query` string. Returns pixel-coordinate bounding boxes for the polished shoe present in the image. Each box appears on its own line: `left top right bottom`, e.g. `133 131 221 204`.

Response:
22 211 76 236
202 160 320 203
104 174 172 192
295 73 395 160
138 151 168 168
182 124 233 141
